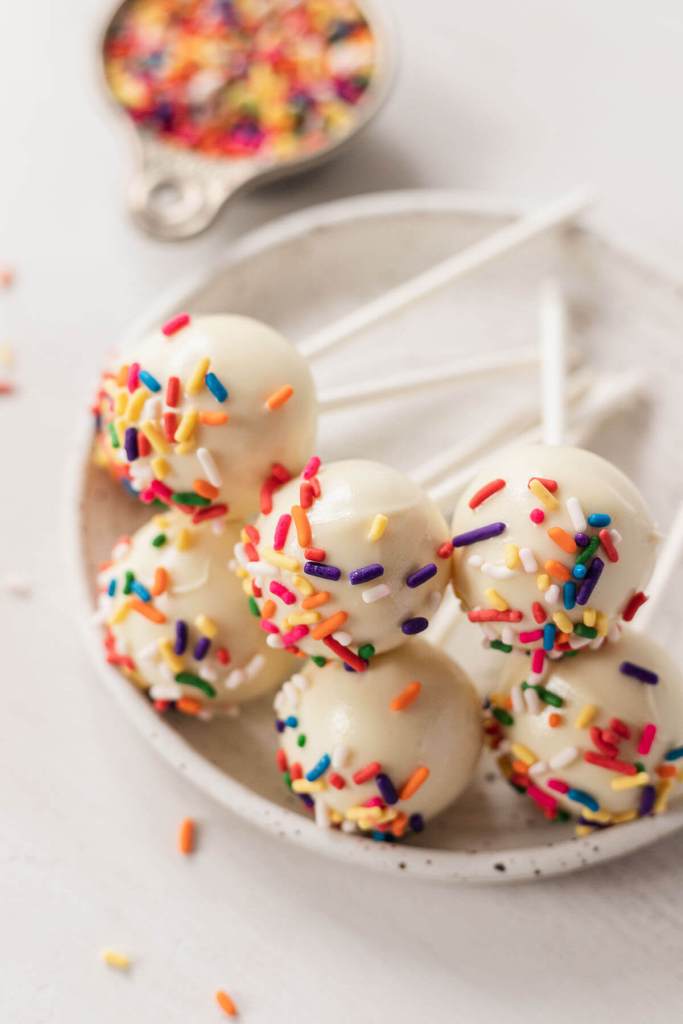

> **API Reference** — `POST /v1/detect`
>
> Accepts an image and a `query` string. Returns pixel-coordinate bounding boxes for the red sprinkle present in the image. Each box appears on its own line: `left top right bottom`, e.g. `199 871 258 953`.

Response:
529 477 558 492
304 547 326 562
161 312 190 337
518 629 544 643
328 772 346 789
468 478 506 509
290 763 303 781
599 528 619 563
638 722 657 756
127 362 140 393
276 749 288 772
437 540 454 559
243 542 259 562
531 649 545 674
166 375 180 407
138 433 151 457
609 717 631 739
192 503 228 523
468 609 523 623
622 591 648 622
546 778 569 794
590 726 618 758
584 751 637 775
271 463 291 484
216 647 230 665
532 601 547 624
244 524 260 544
352 761 381 785
300 482 315 509
273 513 292 551
323 636 368 673
163 411 177 441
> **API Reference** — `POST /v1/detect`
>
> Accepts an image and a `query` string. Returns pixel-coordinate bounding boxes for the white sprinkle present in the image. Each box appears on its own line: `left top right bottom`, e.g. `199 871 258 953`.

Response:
332 744 350 770
138 640 160 661
341 820 357 834
566 496 586 532
519 548 538 573
608 623 622 644
528 760 548 778
568 634 591 650
150 682 182 701
197 446 222 487
283 680 298 704
314 798 330 829
501 625 514 646
524 687 542 715
142 396 162 422
510 684 525 713
171 563 210 595
333 631 352 646
481 562 517 580
609 528 623 545
544 584 560 605
266 634 285 649
527 670 544 687
480 623 497 641
291 673 309 691
225 669 246 690
112 539 132 561
212 519 226 536
590 635 605 651
245 654 265 679
273 692 287 715
550 746 578 769
245 560 278 578
199 664 217 683
467 554 483 567
362 583 391 604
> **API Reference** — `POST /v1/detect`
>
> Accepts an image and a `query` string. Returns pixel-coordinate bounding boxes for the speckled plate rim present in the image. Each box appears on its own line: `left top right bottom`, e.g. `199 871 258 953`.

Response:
66 188 683 884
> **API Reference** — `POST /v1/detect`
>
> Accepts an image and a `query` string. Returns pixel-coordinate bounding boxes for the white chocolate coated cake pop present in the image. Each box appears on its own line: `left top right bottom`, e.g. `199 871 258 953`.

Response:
488 631 683 830
275 641 482 837
98 511 296 716
450 445 658 659
93 313 317 522
236 458 452 670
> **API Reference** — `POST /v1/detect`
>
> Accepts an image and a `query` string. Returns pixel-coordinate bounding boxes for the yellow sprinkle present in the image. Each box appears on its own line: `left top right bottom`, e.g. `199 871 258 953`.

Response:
511 743 537 766
175 528 191 551
612 809 637 825
575 824 593 838
158 638 184 674
488 692 507 708
153 514 170 529
329 810 344 825
140 420 169 454
114 389 128 416
485 588 508 612
101 949 130 971
596 612 609 637
174 408 198 444
345 805 383 821
240 527 250 544
262 548 301 572
497 754 513 780
583 607 597 628
292 779 326 794
536 573 550 592
655 779 674 814
504 544 520 570
368 513 388 542
242 579 253 597
581 808 612 824
195 614 217 638
574 704 597 729
611 771 650 791
114 417 127 446
235 566 248 580
126 386 149 424
292 574 314 596
175 440 196 456
529 478 559 511
186 357 210 395
288 612 321 626
108 601 131 626
553 610 574 634
151 456 169 479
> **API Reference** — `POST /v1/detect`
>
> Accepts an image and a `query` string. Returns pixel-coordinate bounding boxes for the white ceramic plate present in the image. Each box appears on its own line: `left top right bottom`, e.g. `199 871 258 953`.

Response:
70 190 683 883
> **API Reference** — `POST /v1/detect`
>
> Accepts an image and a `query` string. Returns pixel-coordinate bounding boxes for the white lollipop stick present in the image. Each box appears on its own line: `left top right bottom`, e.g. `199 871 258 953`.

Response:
632 500 683 632
539 278 568 445
299 187 594 360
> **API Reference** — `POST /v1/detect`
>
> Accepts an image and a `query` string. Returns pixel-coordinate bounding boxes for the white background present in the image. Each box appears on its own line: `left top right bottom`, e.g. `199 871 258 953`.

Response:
2 2 683 1021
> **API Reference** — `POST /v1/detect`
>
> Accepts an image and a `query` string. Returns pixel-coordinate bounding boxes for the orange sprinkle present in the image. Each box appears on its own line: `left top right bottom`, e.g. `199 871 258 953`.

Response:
545 560 571 583
548 712 563 728
98 559 115 572
199 411 229 426
261 599 277 619
311 610 349 640
657 764 677 778
391 812 408 838
177 697 202 715
178 817 195 855
116 364 129 386
291 505 312 548
399 765 430 801
547 527 577 555
301 591 330 610
128 597 166 623
511 760 530 775
216 990 238 1017
390 680 422 711
194 478 219 501
265 384 294 411
151 567 168 596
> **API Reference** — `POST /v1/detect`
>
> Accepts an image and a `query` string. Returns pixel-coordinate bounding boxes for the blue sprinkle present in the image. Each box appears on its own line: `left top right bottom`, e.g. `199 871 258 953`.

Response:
572 563 588 580
138 369 161 392
285 715 298 728
587 513 611 527
665 745 683 762
371 830 391 842
543 623 556 651
130 580 151 602
306 753 331 782
563 581 576 609
567 788 599 812
107 579 117 597
205 371 228 402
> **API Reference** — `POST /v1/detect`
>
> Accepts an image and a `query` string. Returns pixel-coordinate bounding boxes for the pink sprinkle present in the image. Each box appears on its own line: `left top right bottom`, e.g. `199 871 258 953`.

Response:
161 312 190 337
362 796 383 808
546 778 570 794
526 785 558 812
281 625 309 645
260 620 280 635
273 514 292 551
303 456 321 480
270 580 296 605
530 508 545 524
519 629 544 644
127 362 140 393
139 486 155 504
638 722 657 756
531 649 545 674
150 479 173 502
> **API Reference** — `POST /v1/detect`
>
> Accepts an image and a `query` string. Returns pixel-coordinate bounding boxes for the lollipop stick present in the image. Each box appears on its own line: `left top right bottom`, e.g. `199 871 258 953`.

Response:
632 500 683 632
540 278 568 445
299 187 594 360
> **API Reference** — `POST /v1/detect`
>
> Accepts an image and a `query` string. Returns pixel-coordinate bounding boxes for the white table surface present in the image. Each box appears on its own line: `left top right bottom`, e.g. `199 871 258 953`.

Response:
3 2 683 1021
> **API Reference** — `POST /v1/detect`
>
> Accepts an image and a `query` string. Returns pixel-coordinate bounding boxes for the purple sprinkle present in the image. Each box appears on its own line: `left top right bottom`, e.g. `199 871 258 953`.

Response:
574 532 590 548
194 636 211 660
402 616 429 635
174 620 188 655
275 719 285 733
620 661 659 685
576 557 604 605
409 813 424 833
299 794 315 810
639 784 657 816
406 563 437 588
349 563 384 585
304 561 342 582
453 522 506 547
376 772 398 805
124 426 139 462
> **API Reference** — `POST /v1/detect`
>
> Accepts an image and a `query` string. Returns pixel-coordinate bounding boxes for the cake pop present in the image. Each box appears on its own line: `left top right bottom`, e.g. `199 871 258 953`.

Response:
274 640 482 837
93 313 317 522
98 510 297 716
235 458 452 669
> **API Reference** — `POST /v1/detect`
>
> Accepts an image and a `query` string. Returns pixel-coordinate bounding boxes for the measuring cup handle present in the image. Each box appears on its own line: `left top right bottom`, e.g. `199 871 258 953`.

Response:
127 133 256 241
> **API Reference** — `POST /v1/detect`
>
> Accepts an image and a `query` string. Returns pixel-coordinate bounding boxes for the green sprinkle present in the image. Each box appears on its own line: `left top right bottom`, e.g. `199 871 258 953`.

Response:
634 761 646 773
171 492 211 507
490 640 513 653
536 686 564 708
358 643 375 660
553 809 571 823
248 597 260 618
573 623 597 639
151 533 167 548
492 707 514 726
151 499 169 510
311 656 327 667
108 422 120 449
297 734 306 748
283 771 291 789
575 536 600 566
174 672 216 698
123 570 135 595
561 650 579 659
